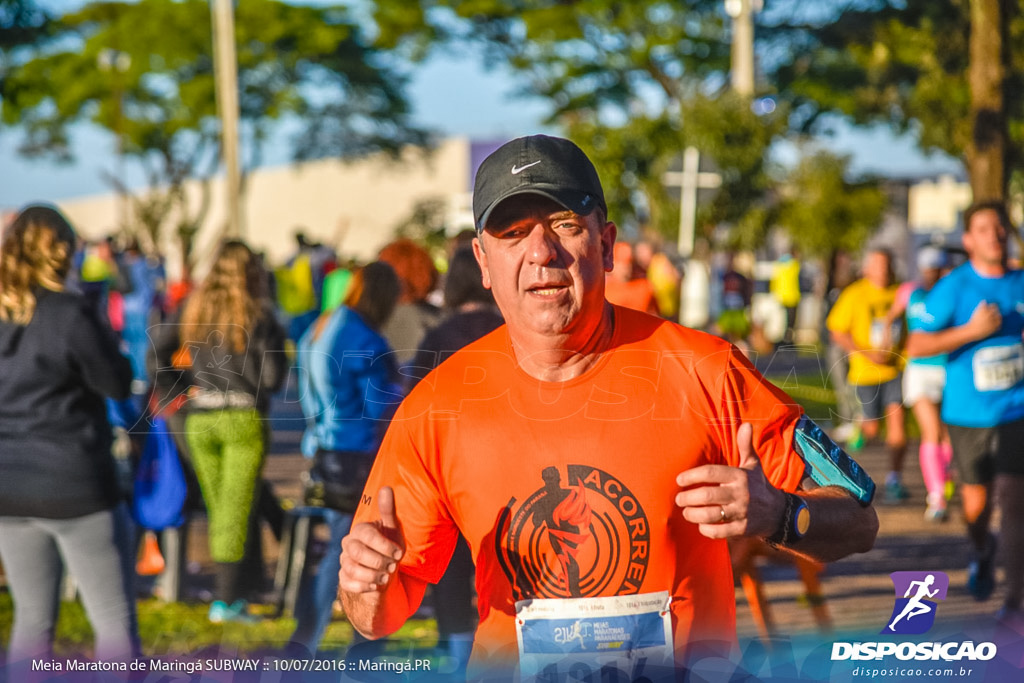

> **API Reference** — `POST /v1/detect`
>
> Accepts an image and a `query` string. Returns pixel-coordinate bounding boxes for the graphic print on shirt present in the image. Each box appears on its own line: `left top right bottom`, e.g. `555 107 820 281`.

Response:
869 300 901 349
496 465 651 601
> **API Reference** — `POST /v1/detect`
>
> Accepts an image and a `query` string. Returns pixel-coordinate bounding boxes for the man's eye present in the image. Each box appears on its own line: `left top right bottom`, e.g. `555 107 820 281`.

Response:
554 222 583 233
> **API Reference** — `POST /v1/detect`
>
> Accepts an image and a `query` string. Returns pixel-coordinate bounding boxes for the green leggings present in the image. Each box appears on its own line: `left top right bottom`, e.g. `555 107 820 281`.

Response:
185 409 265 563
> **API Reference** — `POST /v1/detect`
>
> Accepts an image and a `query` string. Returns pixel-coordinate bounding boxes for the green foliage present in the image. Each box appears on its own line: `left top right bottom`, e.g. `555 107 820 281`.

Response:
374 2 783 246
681 92 787 246
376 1 731 119
770 1 1024 170
392 196 450 258
0 593 438 656
776 150 887 260
564 114 680 236
1 0 427 251
764 371 837 424
566 93 786 242
0 0 50 52
3 0 426 164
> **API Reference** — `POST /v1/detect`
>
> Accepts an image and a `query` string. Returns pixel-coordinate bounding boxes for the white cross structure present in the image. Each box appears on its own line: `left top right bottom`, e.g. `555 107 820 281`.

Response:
661 148 722 328
661 147 722 259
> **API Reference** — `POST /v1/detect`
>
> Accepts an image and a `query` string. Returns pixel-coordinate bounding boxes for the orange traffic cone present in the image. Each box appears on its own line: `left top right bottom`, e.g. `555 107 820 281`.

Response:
136 530 166 576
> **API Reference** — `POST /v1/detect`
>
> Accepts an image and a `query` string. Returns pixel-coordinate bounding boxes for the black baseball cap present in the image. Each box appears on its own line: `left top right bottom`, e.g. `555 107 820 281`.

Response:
473 135 607 232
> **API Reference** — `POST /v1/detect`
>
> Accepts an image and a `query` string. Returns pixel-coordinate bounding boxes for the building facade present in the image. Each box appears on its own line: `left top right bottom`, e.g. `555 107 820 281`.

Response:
53 137 493 278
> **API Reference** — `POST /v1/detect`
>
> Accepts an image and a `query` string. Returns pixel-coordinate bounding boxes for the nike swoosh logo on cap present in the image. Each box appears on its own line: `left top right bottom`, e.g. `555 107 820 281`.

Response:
511 160 541 174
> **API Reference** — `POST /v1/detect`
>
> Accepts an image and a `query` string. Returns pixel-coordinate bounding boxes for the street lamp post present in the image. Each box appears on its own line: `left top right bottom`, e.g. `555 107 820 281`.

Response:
724 0 762 98
97 48 131 232
210 0 243 239
663 1 761 326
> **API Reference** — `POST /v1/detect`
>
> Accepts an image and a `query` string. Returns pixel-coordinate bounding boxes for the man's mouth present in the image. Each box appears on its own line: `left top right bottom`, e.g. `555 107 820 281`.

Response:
528 284 568 296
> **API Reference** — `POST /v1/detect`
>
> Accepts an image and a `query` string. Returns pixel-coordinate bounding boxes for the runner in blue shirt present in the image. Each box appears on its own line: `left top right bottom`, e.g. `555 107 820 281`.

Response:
889 247 954 522
907 201 1024 623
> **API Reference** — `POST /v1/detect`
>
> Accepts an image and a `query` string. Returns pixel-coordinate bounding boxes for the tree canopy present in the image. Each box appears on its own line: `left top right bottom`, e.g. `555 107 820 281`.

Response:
374 1 786 244
1 0 427 246
777 149 887 260
378 0 730 121
0 0 50 52
4 0 934 258
768 0 1023 202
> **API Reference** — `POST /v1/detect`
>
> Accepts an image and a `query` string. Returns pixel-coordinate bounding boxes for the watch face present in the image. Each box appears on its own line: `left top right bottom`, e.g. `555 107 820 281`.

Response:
795 504 810 536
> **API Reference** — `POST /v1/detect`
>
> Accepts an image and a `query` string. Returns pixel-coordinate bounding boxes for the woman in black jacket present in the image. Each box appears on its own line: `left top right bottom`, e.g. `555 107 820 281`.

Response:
0 205 138 673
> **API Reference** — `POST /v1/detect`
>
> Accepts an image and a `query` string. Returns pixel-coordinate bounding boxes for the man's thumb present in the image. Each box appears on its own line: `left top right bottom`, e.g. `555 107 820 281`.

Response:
378 486 399 531
737 423 760 471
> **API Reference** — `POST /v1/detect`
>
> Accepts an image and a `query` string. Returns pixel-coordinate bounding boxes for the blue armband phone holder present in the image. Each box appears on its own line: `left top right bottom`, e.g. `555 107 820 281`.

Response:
793 415 875 506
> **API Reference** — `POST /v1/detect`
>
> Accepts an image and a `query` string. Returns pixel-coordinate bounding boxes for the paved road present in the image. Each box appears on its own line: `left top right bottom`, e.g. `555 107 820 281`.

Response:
733 437 988 639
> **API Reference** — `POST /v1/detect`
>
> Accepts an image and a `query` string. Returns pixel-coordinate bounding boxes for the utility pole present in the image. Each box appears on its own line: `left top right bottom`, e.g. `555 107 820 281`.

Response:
210 0 243 238
724 0 761 98
666 1 760 328
98 48 131 234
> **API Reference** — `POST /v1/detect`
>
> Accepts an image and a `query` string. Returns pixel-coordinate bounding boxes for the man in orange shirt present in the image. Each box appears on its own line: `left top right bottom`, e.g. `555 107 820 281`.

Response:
604 242 660 315
339 135 878 679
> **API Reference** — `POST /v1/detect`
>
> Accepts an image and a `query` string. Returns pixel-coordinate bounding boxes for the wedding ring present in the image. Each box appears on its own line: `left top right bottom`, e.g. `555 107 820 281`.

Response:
720 505 727 522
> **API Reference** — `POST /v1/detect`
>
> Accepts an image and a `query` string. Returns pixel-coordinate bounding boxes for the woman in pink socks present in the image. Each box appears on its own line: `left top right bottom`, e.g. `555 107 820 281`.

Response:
891 246 953 521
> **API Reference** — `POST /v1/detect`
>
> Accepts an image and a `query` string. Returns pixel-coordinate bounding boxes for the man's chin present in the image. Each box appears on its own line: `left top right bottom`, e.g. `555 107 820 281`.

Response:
523 311 580 338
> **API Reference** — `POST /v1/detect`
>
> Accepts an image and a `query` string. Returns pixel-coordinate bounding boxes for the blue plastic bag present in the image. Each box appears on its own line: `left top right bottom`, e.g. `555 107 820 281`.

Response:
132 416 186 530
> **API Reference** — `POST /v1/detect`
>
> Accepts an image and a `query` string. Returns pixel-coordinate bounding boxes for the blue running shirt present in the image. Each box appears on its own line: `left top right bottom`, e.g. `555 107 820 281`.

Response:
905 286 947 367
918 264 1024 427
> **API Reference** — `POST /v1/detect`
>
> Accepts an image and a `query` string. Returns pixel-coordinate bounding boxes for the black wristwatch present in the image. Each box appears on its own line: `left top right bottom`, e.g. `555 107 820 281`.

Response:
765 492 810 548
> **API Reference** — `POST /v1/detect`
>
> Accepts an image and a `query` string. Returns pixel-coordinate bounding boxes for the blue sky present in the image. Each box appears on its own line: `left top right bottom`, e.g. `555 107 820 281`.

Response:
0 1 963 209
0 52 557 207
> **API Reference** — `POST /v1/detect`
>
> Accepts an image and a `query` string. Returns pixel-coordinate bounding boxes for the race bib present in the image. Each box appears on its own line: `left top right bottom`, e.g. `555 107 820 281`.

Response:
723 291 746 311
973 344 1024 392
870 318 902 349
515 592 674 682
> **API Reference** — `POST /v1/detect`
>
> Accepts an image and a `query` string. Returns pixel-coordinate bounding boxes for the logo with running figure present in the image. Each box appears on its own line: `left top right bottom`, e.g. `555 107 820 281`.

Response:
883 571 949 635
495 465 650 601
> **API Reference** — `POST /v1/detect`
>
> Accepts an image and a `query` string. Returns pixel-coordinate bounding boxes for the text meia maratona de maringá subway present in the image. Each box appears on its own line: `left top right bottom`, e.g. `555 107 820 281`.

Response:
31 658 258 674
33 660 129 672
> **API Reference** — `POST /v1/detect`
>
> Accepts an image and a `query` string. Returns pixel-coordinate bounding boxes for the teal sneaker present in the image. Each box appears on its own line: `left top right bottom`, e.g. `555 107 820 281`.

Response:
208 600 258 624
208 600 229 623
882 480 910 505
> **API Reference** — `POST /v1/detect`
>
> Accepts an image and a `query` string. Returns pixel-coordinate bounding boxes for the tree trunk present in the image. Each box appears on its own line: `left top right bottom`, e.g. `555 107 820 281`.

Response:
967 0 1008 202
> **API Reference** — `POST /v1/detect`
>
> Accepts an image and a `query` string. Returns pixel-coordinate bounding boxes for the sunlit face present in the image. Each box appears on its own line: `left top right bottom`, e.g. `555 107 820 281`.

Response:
963 208 1008 267
473 194 616 340
863 250 891 289
920 267 943 289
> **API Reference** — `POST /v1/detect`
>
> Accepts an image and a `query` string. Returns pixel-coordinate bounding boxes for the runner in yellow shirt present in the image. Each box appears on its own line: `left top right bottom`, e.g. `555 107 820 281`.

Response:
827 248 908 504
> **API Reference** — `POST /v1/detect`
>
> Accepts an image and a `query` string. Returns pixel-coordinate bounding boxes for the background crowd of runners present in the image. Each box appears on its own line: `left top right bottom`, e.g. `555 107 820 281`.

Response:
2 186 1023 676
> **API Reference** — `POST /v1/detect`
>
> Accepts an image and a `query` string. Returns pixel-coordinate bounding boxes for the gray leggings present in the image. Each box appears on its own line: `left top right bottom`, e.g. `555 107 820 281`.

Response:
0 506 138 668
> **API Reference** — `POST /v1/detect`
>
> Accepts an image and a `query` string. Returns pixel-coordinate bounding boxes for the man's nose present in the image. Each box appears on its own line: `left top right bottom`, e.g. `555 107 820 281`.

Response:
524 224 558 265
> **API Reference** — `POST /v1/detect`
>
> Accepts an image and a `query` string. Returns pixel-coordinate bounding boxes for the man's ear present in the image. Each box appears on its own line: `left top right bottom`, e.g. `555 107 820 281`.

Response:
601 221 618 272
472 236 493 289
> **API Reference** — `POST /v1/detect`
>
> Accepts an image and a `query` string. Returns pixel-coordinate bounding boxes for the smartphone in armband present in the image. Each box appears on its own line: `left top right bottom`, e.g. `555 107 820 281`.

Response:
793 415 876 506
